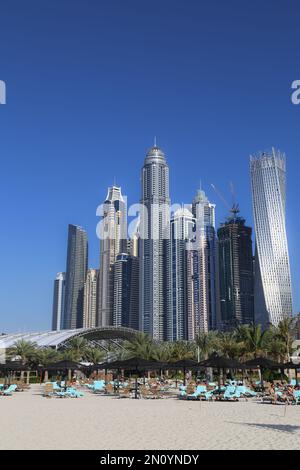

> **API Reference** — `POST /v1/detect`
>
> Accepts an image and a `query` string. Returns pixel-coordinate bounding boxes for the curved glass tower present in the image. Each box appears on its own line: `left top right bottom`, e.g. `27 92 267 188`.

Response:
250 149 293 326
139 144 170 340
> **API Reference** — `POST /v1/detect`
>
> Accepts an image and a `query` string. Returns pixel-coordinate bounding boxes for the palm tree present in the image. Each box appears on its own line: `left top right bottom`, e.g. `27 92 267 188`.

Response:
7 340 37 365
195 332 217 361
216 332 242 359
264 333 286 362
123 332 154 360
169 341 195 361
65 337 88 361
235 324 267 359
84 347 105 365
35 347 60 367
273 317 298 362
151 342 172 362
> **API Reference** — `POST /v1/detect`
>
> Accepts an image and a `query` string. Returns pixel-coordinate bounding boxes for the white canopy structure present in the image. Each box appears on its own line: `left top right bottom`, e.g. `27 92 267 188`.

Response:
0 326 138 350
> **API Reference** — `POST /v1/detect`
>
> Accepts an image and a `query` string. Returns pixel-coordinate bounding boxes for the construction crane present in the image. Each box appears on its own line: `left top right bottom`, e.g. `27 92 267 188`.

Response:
211 183 240 219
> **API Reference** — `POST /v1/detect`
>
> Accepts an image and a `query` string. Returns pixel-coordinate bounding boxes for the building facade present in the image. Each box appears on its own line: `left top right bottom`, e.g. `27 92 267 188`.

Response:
192 189 218 333
169 207 195 341
217 209 254 330
83 269 99 328
98 186 127 327
139 144 171 340
52 272 65 331
62 224 88 329
113 253 139 330
250 149 293 326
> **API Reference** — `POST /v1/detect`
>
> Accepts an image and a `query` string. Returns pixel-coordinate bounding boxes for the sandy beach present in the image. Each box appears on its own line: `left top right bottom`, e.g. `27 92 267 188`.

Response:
1 384 300 450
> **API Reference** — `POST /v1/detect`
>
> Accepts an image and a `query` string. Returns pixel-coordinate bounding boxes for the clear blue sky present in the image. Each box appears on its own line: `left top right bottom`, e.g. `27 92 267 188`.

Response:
0 0 299 332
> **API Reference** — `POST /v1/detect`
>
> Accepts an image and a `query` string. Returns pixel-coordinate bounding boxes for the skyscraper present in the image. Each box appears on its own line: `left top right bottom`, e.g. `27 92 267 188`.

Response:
98 186 127 327
192 189 219 332
139 144 171 340
113 253 139 330
186 246 200 340
52 272 65 331
218 208 254 330
83 269 98 328
62 224 88 330
250 149 293 326
169 207 195 341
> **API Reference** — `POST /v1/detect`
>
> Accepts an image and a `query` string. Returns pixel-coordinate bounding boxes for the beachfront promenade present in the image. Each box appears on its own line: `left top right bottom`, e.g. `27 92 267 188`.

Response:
0 384 300 450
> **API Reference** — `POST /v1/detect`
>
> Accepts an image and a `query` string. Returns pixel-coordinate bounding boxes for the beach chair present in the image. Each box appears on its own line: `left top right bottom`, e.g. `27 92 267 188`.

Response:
43 383 54 398
222 385 239 401
187 385 207 400
93 380 105 393
105 383 115 395
51 381 62 391
236 385 257 398
293 390 300 405
2 384 18 396
150 387 163 399
16 381 30 391
66 387 84 398
140 386 154 399
118 386 131 398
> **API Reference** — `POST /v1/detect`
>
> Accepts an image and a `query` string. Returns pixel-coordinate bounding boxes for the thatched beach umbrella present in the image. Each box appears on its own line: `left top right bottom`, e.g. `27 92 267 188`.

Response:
283 361 300 386
104 357 164 398
243 357 282 387
43 360 82 385
199 353 245 391
165 359 199 386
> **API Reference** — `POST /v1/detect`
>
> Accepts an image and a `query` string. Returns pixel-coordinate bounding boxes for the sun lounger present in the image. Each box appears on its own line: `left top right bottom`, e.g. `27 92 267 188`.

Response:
187 385 207 400
105 383 115 395
92 380 106 393
1 384 17 396
66 387 84 398
118 386 131 398
44 383 54 397
222 385 239 401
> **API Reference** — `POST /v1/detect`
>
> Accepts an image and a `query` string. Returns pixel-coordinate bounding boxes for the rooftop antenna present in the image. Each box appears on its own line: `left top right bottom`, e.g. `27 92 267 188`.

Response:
154 136 157 147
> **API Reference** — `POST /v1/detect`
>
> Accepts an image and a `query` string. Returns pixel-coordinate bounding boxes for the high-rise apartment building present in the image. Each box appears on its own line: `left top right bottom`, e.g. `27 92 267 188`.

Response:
51 272 65 331
192 189 218 332
113 253 139 330
62 224 88 329
168 208 195 341
139 144 171 340
217 208 254 330
250 149 293 326
83 269 98 328
98 186 127 327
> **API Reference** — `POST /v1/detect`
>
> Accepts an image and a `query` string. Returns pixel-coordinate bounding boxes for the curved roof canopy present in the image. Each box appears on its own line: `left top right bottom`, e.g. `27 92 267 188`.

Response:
0 326 139 349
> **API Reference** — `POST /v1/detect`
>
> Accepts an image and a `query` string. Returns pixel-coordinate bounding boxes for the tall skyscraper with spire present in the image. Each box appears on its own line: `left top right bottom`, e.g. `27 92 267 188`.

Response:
62 224 88 329
139 143 171 340
98 185 127 326
250 149 293 327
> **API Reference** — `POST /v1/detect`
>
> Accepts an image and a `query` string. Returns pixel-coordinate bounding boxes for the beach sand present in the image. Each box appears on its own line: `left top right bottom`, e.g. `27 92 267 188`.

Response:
1 384 300 450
